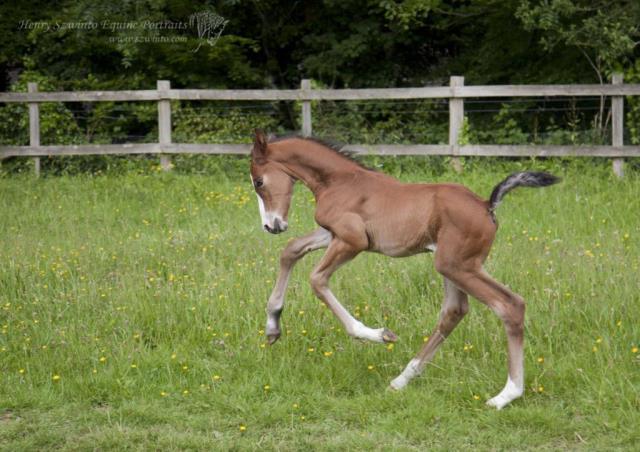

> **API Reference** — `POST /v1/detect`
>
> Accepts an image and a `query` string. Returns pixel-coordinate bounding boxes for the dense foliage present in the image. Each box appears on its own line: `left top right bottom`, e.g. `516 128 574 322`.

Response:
0 1 639 174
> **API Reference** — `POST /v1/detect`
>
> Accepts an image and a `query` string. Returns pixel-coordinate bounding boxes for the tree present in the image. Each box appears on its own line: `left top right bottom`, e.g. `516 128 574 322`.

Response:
517 0 640 133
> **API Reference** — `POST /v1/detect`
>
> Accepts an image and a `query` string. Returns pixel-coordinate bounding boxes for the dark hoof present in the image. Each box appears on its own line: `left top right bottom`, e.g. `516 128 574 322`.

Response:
266 333 281 345
382 329 398 343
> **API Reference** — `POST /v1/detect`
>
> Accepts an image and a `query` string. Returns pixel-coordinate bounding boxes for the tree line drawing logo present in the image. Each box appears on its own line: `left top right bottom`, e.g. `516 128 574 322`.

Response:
189 11 229 52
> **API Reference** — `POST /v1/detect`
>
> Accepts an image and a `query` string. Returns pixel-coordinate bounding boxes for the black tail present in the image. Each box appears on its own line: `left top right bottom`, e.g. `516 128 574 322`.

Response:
489 171 560 212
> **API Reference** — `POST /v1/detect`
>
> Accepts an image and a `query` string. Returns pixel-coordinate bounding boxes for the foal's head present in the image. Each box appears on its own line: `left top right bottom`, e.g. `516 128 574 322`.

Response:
249 130 294 234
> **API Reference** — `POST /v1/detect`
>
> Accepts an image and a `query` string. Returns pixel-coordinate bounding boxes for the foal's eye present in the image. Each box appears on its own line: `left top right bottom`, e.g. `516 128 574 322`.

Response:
254 178 263 189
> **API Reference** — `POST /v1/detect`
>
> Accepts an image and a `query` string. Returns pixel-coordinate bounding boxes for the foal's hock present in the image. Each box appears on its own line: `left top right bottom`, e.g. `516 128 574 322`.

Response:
249 130 560 410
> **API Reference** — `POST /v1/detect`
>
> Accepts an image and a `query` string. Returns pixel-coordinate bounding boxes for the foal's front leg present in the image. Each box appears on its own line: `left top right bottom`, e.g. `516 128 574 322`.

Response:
266 228 332 344
309 238 398 343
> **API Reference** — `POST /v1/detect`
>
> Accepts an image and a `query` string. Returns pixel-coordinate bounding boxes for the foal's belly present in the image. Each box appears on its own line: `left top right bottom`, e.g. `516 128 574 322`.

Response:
365 217 434 257
368 237 433 257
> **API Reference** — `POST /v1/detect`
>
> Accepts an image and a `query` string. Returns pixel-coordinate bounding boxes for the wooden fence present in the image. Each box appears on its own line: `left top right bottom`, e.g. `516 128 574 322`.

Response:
1 75 639 177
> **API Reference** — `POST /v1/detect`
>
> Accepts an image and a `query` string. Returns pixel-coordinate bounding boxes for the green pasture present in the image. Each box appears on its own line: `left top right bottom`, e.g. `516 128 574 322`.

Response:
0 158 638 450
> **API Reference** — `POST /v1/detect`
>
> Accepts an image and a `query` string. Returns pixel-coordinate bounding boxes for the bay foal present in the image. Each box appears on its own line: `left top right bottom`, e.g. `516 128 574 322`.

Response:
249 130 559 409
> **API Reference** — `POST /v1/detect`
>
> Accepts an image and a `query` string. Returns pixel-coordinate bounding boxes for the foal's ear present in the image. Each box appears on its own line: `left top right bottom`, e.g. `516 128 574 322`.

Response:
252 129 268 159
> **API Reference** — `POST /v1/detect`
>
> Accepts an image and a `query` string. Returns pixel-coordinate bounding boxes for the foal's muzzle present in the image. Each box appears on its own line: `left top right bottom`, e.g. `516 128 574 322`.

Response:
264 218 288 234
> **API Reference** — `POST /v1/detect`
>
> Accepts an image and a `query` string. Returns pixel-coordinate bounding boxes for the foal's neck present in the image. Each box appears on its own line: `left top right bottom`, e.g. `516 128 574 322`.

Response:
270 138 364 196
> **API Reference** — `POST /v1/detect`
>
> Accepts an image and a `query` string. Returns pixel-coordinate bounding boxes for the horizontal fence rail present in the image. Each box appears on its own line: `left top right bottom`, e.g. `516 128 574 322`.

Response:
3 85 640 103
0 75 638 177
3 143 639 158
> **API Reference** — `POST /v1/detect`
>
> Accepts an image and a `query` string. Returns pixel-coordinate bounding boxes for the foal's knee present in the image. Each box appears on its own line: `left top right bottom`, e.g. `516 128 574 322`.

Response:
280 242 301 267
309 271 327 297
457 299 470 317
503 294 525 334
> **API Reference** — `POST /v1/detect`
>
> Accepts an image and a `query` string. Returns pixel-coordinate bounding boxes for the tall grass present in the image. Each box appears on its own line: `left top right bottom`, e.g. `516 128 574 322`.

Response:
0 158 638 450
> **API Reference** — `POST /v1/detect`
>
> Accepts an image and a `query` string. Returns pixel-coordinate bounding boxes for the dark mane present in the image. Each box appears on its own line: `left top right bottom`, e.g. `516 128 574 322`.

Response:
268 133 372 170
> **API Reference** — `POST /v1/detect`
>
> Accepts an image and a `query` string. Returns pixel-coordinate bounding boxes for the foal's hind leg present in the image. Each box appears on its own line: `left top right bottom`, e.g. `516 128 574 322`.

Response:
266 227 332 344
390 278 468 389
444 268 525 410
310 238 398 343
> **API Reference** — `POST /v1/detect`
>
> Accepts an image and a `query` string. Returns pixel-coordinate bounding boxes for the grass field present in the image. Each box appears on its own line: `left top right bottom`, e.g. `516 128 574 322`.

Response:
0 159 638 450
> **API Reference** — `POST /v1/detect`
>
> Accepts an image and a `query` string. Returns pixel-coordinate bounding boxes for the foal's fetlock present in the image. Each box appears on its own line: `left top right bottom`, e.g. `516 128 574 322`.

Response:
486 378 523 410
389 359 420 390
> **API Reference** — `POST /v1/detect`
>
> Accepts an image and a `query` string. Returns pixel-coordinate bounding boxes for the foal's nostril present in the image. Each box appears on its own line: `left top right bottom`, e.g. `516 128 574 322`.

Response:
263 220 286 235
264 224 279 234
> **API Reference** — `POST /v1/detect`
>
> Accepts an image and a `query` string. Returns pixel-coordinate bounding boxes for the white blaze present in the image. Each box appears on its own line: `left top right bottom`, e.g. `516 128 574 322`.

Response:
250 174 282 230
256 192 269 226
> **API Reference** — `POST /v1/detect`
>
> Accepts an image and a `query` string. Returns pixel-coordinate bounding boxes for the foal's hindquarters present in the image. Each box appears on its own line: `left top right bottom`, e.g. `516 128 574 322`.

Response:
387 191 526 409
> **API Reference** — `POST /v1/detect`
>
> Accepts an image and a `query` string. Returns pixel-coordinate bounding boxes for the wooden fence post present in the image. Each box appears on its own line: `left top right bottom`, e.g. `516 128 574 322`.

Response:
157 80 172 170
28 82 40 176
301 79 312 137
611 73 624 178
449 76 464 173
